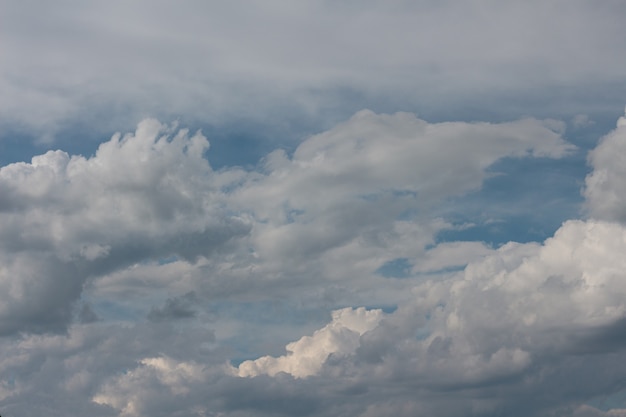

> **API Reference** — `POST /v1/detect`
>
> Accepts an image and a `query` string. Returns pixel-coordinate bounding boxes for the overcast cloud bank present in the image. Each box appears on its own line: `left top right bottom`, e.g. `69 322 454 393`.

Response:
2 0 626 144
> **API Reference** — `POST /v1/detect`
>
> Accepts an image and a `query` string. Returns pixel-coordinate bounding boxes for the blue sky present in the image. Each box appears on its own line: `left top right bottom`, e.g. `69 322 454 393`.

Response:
2 1 626 416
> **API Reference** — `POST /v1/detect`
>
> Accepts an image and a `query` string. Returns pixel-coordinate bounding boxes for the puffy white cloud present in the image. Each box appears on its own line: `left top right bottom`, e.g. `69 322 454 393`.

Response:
86 111 571 313
228 219 626 416
0 120 249 335
236 307 383 378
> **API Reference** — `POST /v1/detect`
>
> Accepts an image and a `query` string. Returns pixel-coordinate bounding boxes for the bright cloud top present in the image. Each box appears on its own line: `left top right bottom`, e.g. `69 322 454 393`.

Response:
236 307 384 378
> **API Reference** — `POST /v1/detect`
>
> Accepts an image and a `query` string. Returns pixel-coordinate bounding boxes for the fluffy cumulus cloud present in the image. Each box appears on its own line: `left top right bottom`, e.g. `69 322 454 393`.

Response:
0 120 249 335
236 307 383 378
223 113 626 416
89 111 572 309
1 109 626 417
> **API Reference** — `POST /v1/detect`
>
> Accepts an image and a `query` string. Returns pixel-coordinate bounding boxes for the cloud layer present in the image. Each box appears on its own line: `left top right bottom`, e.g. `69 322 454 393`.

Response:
0 120 249 335
2 0 626 142
1 109 625 416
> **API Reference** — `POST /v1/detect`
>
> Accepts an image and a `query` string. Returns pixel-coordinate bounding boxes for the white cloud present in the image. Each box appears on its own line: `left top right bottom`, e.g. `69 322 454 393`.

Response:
236 307 383 378
85 110 571 314
222 110 626 416
227 219 626 416
231 110 573 286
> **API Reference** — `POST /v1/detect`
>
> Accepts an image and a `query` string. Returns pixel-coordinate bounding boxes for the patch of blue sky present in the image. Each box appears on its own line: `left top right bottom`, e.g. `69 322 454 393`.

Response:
193 120 303 170
0 130 50 166
437 152 587 246
376 257 412 279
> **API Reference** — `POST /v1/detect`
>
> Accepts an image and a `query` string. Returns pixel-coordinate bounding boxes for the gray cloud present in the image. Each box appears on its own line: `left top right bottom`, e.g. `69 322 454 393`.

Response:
584 109 626 222
148 292 198 322
0 120 250 336
1 0 626 142
3 1 626 415
0 109 625 416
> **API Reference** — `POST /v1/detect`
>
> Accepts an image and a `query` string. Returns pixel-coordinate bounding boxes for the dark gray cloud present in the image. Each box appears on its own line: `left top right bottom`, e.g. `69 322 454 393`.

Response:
148 292 198 322
78 303 100 324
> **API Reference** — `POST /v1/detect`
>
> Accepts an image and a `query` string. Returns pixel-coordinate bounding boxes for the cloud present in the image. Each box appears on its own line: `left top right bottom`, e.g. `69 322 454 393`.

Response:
0 109 623 416
584 108 626 222
147 292 198 322
236 307 383 378
2 1 626 142
230 110 573 287
83 110 572 314
0 319 218 417
572 114 595 129
226 220 626 416
223 111 626 416
0 120 249 335
3 2 626 415
573 406 626 417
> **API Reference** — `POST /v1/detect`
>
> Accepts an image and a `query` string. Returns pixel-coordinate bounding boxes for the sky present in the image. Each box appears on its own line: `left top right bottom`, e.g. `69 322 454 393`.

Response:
1 1 626 416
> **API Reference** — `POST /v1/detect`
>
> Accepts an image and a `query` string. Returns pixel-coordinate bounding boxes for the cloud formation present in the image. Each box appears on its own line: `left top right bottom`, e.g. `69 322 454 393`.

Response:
2 0 626 142
0 120 249 335
215 111 626 416
584 109 626 222
236 307 383 378
2 1 626 415
1 109 626 416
